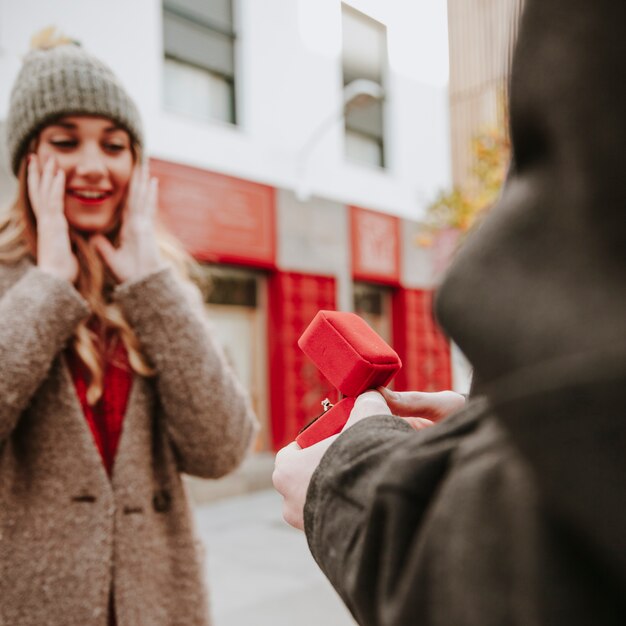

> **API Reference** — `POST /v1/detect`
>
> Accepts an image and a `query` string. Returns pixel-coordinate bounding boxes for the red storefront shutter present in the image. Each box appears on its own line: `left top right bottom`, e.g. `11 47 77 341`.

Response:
393 288 452 392
268 271 337 450
350 205 401 286
150 158 276 268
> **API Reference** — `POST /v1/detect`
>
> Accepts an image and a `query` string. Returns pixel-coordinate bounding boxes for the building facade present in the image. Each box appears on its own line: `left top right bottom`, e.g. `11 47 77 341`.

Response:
447 0 525 185
0 0 461 451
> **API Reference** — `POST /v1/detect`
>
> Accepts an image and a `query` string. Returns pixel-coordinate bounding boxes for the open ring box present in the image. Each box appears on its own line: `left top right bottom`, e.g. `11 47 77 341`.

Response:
295 310 402 448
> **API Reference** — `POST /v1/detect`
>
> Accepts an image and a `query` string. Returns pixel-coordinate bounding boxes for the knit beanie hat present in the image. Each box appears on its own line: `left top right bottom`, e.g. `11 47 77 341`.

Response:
6 29 144 175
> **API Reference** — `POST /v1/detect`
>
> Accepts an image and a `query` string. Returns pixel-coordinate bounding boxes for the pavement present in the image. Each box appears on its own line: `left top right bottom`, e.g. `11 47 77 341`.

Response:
193 488 357 626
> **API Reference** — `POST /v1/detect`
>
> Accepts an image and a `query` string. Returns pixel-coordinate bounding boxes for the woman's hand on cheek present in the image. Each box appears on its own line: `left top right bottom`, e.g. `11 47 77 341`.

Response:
92 164 166 283
28 155 79 283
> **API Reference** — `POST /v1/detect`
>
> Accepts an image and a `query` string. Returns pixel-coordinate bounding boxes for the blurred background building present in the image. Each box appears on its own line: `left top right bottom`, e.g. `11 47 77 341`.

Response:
447 0 525 185
0 0 464 454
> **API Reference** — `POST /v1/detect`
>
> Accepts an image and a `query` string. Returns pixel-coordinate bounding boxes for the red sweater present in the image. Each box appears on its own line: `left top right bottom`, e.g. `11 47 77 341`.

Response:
66 336 133 477
66 335 132 625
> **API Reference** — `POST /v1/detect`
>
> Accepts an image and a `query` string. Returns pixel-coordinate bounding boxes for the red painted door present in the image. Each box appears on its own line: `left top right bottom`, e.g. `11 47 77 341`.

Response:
268 271 337 450
393 288 452 392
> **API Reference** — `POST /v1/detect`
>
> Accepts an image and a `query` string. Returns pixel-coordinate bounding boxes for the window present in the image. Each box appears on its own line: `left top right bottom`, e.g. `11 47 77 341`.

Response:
162 0 237 124
353 282 393 344
341 5 387 168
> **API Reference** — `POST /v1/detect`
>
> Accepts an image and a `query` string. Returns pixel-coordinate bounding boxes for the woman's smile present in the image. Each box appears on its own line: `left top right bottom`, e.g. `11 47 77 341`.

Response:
66 187 115 205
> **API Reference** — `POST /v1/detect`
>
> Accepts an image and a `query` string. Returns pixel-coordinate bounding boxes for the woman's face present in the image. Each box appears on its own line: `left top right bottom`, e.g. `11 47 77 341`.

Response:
35 116 134 233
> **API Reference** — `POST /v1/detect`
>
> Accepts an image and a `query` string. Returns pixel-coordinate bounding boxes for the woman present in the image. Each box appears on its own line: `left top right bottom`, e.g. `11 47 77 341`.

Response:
0 32 257 626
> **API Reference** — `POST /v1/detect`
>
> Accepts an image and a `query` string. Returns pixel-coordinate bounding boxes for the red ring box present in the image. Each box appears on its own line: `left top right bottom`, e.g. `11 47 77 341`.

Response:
295 310 402 447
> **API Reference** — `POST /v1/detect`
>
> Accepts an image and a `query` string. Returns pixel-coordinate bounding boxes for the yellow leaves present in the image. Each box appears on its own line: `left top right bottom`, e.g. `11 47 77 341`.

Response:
415 232 435 248
421 121 511 242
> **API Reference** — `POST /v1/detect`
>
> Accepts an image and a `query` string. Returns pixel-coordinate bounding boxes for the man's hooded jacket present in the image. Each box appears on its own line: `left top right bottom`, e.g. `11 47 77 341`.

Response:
303 1 626 624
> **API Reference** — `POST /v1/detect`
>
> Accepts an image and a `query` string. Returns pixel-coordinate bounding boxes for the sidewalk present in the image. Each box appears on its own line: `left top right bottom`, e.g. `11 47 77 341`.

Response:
193 488 356 626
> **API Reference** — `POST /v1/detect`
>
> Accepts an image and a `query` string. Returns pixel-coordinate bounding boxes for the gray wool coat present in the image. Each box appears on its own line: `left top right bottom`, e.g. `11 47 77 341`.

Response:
0 259 258 626
304 0 626 624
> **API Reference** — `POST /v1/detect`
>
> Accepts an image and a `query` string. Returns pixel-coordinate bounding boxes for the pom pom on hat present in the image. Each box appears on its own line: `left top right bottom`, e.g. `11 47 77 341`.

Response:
29 25 78 50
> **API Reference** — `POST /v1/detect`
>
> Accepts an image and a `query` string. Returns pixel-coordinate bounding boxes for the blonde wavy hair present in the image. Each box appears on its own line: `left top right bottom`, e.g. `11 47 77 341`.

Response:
0 143 196 405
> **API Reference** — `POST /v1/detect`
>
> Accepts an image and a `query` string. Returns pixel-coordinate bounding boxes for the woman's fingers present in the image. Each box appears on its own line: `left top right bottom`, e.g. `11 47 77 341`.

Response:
119 166 139 239
33 157 60 221
132 163 149 214
125 165 141 211
141 163 150 195
26 154 77 283
123 164 152 227
127 167 138 211
26 155 41 213
111 163 164 283
39 156 56 203
91 233 116 258
28 156 65 220
146 177 158 218
378 387 465 421
49 169 66 215
91 234 121 278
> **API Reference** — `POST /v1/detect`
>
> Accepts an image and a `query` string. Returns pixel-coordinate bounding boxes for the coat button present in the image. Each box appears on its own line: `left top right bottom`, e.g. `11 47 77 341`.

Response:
153 489 172 513
71 495 97 503
123 505 144 515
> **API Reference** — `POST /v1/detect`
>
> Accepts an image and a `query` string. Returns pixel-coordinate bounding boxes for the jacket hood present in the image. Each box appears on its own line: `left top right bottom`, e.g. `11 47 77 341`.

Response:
436 0 626 391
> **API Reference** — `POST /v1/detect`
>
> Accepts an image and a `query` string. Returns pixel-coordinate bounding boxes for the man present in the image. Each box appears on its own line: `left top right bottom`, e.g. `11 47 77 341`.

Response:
273 0 626 624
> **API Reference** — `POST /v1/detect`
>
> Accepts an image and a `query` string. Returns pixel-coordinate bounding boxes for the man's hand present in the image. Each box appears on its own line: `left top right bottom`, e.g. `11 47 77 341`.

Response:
273 436 339 530
345 387 465 432
273 394 385 530
273 388 466 530
379 387 466 426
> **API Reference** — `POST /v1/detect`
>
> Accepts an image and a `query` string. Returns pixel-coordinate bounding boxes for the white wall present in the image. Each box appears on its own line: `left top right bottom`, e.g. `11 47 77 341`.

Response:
276 190 352 312
0 0 451 221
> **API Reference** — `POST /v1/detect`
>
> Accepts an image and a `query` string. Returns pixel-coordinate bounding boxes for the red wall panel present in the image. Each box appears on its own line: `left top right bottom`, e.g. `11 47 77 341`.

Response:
150 158 276 268
393 288 452 392
350 205 401 285
268 272 337 450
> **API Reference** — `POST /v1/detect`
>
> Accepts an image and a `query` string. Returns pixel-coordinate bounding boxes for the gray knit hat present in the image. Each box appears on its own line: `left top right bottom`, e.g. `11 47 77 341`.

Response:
6 40 144 175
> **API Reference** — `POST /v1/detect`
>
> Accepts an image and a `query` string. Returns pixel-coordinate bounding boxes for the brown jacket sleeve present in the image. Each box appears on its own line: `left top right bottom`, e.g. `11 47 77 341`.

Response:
114 267 258 479
0 264 89 442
